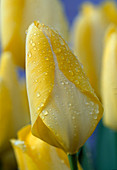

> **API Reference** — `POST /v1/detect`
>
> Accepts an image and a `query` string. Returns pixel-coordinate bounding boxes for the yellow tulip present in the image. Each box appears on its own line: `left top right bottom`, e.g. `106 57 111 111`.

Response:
11 125 83 170
72 2 117 98
26 21 103 154
1 0 69 68
101 25 117 130
0 52 30 151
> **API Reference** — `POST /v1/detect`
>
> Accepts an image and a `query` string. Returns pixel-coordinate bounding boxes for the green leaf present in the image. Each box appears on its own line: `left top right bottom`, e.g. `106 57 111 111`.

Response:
78 145 94 170
96 120 117 170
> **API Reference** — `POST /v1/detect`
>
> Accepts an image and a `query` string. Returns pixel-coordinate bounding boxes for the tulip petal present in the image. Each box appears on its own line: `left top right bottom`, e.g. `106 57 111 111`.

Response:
11 125 70 170
26 22 103 154
102 25 117 130
0 78 14 151
1 0 69 67
0 52 29 135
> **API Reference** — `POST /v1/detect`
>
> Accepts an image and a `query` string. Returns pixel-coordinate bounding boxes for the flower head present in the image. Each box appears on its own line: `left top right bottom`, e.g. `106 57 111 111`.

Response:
72 1 117 98
26 21 103 154
11 125 82 170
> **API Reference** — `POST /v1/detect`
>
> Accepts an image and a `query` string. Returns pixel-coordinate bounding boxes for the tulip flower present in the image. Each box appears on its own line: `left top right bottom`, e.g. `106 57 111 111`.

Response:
0 52 30 151
26 21 103 160
11 125 83 170
101 25 117 130
1 0 69 68
71 2 117 98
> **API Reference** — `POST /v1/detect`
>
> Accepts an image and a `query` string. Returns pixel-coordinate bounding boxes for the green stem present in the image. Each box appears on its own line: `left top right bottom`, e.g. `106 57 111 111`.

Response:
68 153 78 170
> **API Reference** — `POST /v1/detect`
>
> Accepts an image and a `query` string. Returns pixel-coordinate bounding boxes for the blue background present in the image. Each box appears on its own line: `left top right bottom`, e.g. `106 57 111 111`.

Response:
61 0 117 25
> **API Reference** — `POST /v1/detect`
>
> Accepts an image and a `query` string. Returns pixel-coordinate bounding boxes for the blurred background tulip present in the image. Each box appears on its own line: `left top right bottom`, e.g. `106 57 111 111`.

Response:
71 1 117 98
0 52 30 169
26 21 103 154
11 125 83 170
1 0 69 68
101 25 117 130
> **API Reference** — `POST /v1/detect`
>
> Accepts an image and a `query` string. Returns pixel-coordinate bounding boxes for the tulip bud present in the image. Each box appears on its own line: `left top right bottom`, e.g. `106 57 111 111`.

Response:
101 25 117 130
71 2 117 98
26 21 103 154
11 125 83 170
0 52 30 151
1 0 69 68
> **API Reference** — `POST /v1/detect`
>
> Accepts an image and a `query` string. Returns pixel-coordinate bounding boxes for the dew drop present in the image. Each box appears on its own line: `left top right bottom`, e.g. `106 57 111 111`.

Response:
44 111 48 116
95 110 99 114
37 106 40 111
72 116 75 120
28 52 32 58
69 103 72 107
69 70 74 75
61 81 64 85
89 111 93 115
41 115 45 120
32 43 35 46
40 103 44 107
45 57 49 61
57 48 61 53
94 115 97 120
37 92 40 97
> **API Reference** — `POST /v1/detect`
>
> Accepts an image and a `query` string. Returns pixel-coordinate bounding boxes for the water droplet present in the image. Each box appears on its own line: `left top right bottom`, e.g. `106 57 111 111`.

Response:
40 103 44 107
37 106 40 111
61 56 64 60
45 72 48 75
61 81 64 85
69 70 74 75
65 81 69 85
69 103 72 107
57 48 61 53
66 59 70 63
75 80 79 84
34 47 36 51
94 115 97 120
60 38 65 46
45 57 49 61
90 102 94 106
43 110 48 116
37 92 40 97
41 115 45 120
95 109 99 114
72 116 75 120
89 111 93 115
32 43 35 46
28 52 32 58
75 67 79 72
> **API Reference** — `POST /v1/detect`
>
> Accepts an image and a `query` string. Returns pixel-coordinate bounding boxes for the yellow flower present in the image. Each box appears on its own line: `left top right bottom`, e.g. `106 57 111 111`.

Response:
1 0 69 68
101 25 117 130
26 21 103 154
72 2 117 98
0 52 30 151
11 125 83 170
